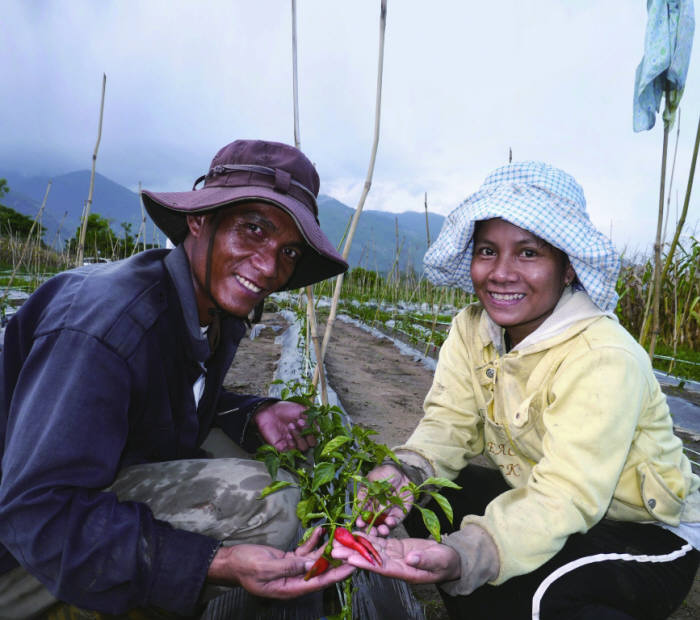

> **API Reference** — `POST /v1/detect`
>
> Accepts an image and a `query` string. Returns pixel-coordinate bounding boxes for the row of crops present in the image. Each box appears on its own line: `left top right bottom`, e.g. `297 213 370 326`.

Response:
303 238 700 384
2 231 700 382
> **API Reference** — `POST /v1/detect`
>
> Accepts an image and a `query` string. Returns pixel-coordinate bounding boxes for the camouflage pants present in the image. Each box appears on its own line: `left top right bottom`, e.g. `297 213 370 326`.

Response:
0 430 300 619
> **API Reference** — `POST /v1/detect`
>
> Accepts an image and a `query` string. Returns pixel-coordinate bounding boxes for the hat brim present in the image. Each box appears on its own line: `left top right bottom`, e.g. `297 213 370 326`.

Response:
141 186 348 290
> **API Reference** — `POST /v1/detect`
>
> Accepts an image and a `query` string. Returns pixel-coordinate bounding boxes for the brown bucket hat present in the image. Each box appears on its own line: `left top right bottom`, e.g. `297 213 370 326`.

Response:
141 139 348 290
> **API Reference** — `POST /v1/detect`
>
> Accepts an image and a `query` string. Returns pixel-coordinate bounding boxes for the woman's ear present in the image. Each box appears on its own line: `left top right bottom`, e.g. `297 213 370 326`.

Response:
564 262 576 286
186 214 208 239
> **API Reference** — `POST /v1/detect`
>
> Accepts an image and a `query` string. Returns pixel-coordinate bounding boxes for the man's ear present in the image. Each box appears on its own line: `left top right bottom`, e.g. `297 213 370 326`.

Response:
186 214 208 239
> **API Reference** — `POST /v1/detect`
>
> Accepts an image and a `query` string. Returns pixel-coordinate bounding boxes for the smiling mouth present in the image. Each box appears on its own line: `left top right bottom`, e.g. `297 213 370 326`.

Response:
235 274 262 294
489 292 525 301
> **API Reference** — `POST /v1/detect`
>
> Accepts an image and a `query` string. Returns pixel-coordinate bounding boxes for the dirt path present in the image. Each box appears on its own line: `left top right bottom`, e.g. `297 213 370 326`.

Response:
226 310 700 620
323 318 434 447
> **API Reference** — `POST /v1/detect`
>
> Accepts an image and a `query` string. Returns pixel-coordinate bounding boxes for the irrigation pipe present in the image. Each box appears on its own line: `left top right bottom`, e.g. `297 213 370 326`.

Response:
77 73 106 267
314 0 387 389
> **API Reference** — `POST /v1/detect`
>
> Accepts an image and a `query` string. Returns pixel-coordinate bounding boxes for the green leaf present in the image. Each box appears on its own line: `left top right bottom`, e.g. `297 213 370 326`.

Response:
321 435 352 456
428 491 454 524
258 480 293 499
255 443 278 456
296 497 317 522
417 506 442 543
423 477 462 490
286 395 314 407
263 453 280 480
311 462 336 492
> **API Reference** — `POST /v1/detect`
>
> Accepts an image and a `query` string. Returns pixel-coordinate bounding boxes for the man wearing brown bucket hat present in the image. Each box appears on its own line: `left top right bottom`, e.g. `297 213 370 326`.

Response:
0 140 351 617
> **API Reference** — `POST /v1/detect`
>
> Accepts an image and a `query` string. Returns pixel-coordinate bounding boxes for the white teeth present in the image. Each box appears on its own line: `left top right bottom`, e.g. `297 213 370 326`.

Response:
491 292 524 301
236 275 261 293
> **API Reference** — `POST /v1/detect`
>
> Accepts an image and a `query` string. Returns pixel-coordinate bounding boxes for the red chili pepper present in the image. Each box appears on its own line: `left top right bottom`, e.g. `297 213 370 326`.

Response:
303 556 330 581
334 526 377 565
355 534 382 565
333 526 359 548
372 512 388 526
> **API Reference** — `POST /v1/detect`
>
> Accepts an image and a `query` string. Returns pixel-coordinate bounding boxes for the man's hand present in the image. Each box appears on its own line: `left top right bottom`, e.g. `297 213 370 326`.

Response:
254 401 316 452
207 527 354 598
355 464 414 535
331 533 460 584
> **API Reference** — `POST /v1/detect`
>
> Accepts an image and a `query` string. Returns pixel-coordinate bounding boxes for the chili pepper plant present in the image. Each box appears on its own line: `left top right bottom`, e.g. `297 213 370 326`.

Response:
256 379 460 619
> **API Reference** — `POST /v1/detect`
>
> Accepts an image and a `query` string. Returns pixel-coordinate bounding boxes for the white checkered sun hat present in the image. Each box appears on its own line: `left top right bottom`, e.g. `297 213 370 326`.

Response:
424 161 621 312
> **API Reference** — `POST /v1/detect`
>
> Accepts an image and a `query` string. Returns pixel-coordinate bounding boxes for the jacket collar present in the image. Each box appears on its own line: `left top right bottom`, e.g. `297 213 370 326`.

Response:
164 244 211 363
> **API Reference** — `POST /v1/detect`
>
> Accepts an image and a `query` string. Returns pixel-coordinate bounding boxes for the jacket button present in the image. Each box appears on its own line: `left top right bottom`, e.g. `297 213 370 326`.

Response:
647 498 657 509
486 368 495 378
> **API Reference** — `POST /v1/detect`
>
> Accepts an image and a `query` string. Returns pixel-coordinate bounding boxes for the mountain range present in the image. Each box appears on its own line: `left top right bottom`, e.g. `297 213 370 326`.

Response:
1 170 446 274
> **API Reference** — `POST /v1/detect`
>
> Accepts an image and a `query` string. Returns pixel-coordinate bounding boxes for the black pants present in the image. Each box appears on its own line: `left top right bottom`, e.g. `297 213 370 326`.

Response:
404 465 699 620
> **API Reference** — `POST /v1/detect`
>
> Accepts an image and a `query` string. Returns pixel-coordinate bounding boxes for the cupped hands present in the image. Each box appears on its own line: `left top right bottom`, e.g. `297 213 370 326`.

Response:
331 532 461 585
207 527 353 598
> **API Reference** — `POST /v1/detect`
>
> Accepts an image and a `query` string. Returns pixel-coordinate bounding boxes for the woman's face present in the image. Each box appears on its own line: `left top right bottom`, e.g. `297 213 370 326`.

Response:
470 218 575 347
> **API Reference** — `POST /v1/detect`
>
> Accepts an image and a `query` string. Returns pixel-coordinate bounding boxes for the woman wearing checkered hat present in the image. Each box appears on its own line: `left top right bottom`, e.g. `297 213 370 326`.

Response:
334 162 700 619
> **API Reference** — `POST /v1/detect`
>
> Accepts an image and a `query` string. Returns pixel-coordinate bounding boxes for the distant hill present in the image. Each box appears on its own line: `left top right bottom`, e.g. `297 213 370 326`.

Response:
317 195 446 274
2 171 148 250
0 170 446 274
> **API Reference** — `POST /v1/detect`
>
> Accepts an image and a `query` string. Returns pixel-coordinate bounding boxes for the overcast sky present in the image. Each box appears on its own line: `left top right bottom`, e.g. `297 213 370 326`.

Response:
2 1 699 254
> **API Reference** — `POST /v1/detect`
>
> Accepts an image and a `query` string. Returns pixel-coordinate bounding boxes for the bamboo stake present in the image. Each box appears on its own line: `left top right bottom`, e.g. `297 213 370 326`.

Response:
52 210 67 251
662 110 682 245
77 73 106 267
660 114 700 288
142 182 147 252
646 120 669 358
314 0 387 387
424 191 431 248
289 0 328 403
1 181 51 308
641 112 700 351
131 182 147 256
291 0 301 150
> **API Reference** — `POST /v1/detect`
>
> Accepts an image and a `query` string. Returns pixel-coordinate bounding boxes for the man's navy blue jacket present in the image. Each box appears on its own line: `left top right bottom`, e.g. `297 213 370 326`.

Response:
0 248 271 614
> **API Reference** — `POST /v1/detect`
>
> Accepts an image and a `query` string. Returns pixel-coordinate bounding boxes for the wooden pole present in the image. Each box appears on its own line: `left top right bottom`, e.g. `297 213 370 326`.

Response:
644 119 670 357
52 210 67 251
424 191 430 248
289 0 328 403
140 181 147 252
291 0 301 149
660 114 700 286
77 73 106 267
314 0 387 387
1 180 51 307
131 181 147 256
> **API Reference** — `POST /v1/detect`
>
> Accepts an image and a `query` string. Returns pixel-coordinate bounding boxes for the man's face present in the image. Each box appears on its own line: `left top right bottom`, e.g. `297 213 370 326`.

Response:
184 202 305 322
470 218 574 347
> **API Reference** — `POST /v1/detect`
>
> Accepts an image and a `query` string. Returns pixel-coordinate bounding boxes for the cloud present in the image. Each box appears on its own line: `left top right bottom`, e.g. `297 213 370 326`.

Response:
2 0 699 252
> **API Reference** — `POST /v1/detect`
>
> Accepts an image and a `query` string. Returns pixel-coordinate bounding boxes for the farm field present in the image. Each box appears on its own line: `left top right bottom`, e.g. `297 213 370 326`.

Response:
226 309 700 620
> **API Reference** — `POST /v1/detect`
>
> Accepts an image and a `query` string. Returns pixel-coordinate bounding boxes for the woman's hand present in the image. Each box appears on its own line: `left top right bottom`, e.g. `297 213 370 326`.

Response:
355 464 414 535
207 527 354 598
331 532 460 584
